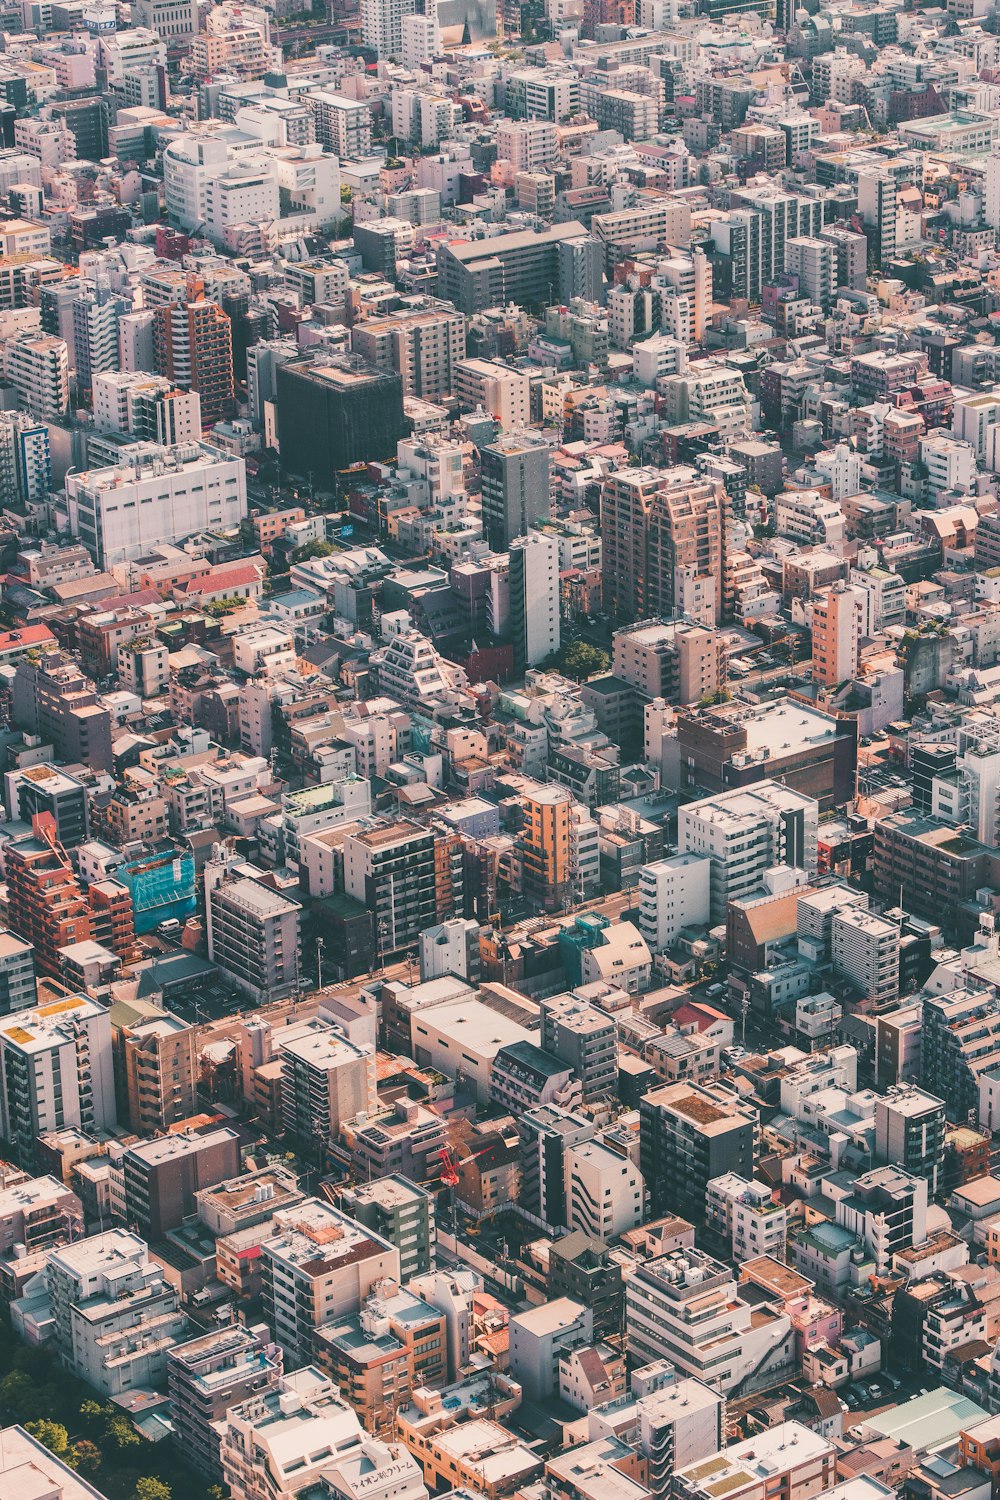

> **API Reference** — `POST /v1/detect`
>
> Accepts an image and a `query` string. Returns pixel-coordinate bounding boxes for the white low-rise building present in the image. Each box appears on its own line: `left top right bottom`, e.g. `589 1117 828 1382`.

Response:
579 921 652 994
232 624 296 676
565 1138 646 1238
15 1228 188 1395
221 1364 426 1500
65 443 248 566
410 998 534 1104
638 853 712 952
706 1172 789 1263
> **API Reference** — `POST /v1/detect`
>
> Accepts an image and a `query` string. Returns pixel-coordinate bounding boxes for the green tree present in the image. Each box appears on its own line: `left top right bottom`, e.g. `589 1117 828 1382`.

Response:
291 539 334 564
106 1415 141 1451
79 1399 114 1428
134 1479 172 1500
0 1370 45 1420
204 594 246 618
560 639 609 681
24 1421 73 1462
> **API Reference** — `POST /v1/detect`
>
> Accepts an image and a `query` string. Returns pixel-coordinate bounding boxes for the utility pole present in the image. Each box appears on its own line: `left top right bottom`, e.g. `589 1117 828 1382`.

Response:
316 935 324 992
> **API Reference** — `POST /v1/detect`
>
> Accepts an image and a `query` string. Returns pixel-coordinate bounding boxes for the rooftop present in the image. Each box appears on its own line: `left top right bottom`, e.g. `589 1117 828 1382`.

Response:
679 1423 832 1498
214 876 302 918
863 1388 989 1454
263 1199 396 1277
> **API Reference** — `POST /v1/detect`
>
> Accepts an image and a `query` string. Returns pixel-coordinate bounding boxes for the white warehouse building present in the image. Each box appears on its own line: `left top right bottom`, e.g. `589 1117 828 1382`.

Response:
65 443 248 566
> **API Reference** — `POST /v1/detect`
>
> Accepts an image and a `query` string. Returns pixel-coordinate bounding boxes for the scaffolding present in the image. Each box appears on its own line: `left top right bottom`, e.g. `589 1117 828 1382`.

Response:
120 849 197 934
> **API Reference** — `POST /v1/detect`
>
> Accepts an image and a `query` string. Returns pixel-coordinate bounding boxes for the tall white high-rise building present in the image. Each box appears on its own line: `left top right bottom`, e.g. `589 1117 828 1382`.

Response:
118 310 157 373
932 715 1000 848
280 1019 376 1145
953 389 1000 458
509 531 560 672
857 171 900 262
247 340 296 430
831 907 899 1012
5 333 69 419
678 781 819 922
706 1174 789 1264
812 440 863 502
401 8 438 66
784 235 837 311
655 245 712 345
638 852 711 952
360 0 416 61
72 283 127 398
987 149 1000 229
0 410 50 505
0 994 116 1163
564 1139 645 1238
309 92 372 158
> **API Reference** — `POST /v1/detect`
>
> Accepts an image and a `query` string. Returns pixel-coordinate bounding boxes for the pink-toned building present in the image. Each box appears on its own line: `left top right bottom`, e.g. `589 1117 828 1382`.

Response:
172 560 266 608
740 1257 843 1357
788 1292 844 1359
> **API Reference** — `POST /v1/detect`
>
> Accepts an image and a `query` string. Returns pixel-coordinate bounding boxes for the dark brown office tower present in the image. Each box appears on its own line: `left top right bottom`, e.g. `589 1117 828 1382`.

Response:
154 298 234 424
221 292 270 386
600 467 725 623
639 1081 759 1220
275 355 405 481
122 1126 241 1240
